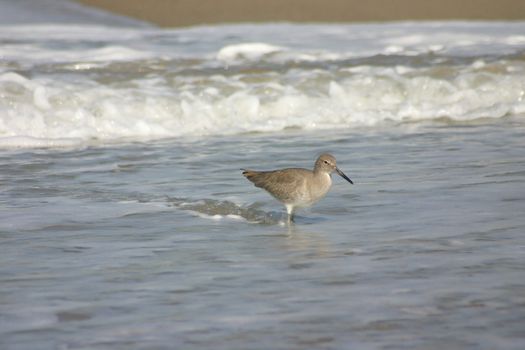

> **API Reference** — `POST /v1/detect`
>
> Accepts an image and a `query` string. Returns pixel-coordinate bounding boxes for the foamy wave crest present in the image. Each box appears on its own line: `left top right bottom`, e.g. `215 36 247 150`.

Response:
1 59 524 147
217 43 285 62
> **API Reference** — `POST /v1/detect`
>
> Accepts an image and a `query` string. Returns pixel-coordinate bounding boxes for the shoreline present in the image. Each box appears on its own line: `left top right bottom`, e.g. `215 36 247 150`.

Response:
75 0 525 28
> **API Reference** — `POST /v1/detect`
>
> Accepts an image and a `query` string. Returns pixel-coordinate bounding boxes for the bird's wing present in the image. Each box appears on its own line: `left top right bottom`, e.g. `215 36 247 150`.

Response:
243 168 308 203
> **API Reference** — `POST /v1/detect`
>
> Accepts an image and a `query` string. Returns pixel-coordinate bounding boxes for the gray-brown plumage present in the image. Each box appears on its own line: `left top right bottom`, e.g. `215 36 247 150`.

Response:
242 153 353 222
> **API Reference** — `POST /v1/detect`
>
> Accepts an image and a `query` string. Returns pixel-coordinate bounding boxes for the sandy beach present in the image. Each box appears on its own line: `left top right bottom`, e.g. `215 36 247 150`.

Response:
76 0 525 27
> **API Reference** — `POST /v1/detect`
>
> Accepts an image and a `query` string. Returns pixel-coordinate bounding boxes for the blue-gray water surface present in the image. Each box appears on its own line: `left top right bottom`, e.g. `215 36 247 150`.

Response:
1 120 525 350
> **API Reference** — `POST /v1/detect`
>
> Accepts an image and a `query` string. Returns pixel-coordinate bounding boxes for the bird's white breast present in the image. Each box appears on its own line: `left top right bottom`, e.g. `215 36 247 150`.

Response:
302 172 332 206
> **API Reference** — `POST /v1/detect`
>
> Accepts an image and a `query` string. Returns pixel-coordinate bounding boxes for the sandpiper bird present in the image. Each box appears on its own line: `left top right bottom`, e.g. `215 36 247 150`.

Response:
242 153 353 222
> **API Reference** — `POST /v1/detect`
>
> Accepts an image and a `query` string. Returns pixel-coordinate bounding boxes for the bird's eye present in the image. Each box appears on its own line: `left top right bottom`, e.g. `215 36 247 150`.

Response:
324 160 329 164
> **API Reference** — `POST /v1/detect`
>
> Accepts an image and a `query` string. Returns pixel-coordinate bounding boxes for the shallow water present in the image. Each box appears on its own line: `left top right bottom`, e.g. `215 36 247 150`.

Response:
1 1 525 349
2 120 525 349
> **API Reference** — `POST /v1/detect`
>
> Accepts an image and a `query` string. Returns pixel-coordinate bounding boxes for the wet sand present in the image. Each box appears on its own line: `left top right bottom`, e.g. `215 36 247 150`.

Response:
76 0 525 27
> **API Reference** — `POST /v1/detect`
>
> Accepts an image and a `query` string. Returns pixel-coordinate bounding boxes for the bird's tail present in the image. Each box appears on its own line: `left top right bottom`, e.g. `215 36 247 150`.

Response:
241 169 257 179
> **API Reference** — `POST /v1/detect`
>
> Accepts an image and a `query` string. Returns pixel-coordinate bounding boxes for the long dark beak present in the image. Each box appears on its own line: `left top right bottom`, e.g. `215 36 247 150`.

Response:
336 167 354 184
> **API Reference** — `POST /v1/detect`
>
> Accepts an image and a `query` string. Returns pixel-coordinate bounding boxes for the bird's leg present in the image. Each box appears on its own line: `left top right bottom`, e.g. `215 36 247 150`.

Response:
285 204 295 224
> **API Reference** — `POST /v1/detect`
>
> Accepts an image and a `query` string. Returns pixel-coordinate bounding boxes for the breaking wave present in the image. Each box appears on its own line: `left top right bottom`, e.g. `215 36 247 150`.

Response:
1 22 525 147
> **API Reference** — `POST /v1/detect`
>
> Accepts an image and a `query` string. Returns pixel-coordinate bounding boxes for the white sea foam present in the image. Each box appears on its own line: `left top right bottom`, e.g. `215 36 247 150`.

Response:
217 43 285 62
1 58 524 148
1 22 525 147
